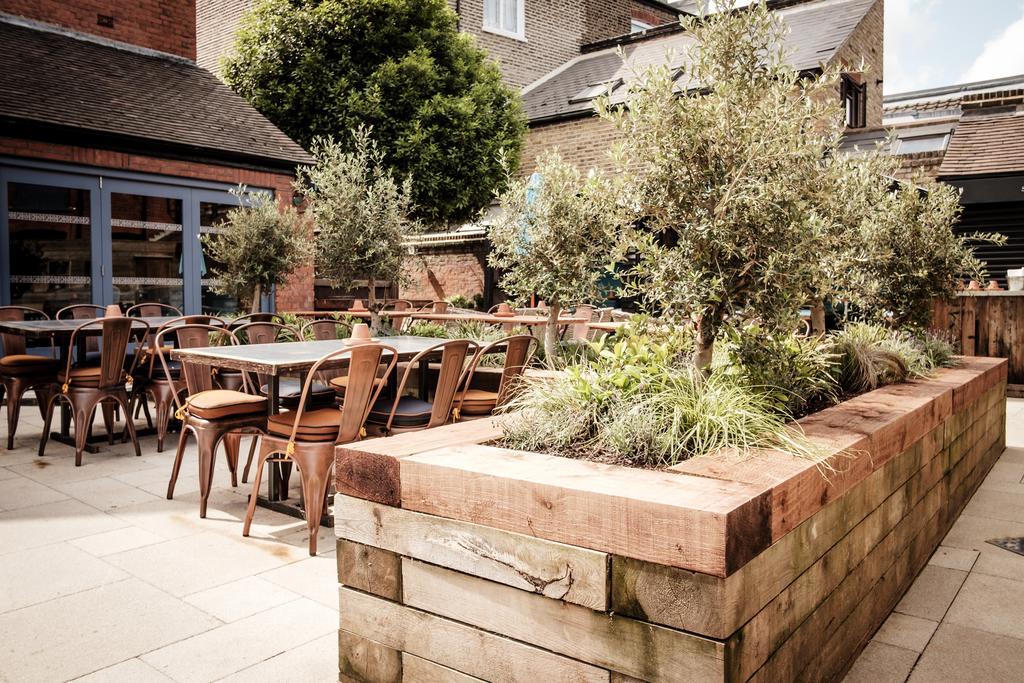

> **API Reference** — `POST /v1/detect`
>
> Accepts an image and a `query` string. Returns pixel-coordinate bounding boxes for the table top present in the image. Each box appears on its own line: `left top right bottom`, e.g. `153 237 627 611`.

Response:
0 316 180 338
172 336 449 375
405 312 587 326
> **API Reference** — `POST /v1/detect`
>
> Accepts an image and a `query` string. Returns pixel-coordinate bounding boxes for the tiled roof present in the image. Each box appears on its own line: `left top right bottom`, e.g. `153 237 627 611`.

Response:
0 18 311 169
521 0 876 123
938 107 1024 178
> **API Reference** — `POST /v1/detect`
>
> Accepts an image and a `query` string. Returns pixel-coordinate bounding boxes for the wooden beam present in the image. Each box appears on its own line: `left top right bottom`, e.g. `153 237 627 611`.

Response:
335 494 609 610
336 538 402 601
400 444 772 577
339 586 611 683
340 630 402 683
401 654 484 683
401 558 725 682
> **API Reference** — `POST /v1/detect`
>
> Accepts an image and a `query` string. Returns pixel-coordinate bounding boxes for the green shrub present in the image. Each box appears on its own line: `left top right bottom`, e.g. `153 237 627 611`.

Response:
447 294 483 311
830 323 949 392
405 321 449 338
721 325 838 414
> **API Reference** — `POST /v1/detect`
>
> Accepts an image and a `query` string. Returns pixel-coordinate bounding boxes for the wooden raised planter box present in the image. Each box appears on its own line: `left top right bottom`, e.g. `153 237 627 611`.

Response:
333 357 1007 683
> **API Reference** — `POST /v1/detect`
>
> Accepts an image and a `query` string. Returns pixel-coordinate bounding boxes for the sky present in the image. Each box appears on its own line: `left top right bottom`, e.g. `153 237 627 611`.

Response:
885 0 1024 94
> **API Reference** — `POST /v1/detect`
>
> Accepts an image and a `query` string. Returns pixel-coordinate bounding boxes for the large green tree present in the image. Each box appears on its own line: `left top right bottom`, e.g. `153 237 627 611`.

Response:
224 0 526 226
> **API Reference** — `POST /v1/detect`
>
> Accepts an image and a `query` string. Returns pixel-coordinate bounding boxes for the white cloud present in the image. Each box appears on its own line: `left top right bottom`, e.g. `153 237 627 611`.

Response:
962 8 1024 83
885 0 942 93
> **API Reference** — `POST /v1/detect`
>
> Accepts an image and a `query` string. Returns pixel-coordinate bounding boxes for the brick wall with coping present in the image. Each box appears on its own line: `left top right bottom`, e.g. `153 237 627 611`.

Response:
0 137 313 311
399 244 489 302
0 0 197 60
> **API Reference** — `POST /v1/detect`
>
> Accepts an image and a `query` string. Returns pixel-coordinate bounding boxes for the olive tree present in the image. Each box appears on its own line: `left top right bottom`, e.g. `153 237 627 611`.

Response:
201 188 310 313
488 151 630 360
600 0 846 373
297 128 422 331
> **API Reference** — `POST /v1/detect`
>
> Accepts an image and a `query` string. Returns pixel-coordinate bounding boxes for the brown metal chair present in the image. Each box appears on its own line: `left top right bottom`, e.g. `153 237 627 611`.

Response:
382 300 413 331
38 317 147 466
454 335 538 418
126 303 182 318
243 342 397 554
417 300 450 313
366 339 478 435
55 304 105 320
158 324 267 518
0 306 59 449
128 315 216 451
569 304 596 341
300 318 351 342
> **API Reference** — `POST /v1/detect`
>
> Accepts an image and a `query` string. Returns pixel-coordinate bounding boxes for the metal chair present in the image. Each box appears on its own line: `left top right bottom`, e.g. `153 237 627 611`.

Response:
55 304 105 320
366 339 478 435
158 324 267 518
243 342 397 555
39 317 148 466
569 304 596 341
0 306 59 449
126 303 182 318
300 318 351 342
382 300 413 331
417 300 450 313
454 335 538 418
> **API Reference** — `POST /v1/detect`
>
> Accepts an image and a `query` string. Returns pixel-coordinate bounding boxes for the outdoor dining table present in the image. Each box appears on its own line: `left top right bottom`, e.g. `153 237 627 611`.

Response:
172 335 461 523
0 315 180 452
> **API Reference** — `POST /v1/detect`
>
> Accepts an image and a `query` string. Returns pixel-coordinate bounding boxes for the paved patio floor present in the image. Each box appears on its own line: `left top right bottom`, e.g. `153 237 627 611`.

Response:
845 397 1024 683
0 408 337 683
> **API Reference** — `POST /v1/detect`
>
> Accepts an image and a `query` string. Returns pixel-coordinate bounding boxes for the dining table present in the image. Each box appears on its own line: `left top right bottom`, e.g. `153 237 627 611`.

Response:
0 315 181 452
172 335 477 524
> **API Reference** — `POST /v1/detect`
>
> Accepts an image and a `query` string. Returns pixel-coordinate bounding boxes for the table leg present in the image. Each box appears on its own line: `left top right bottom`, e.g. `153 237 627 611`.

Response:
265 375 285 502
418 357 430 401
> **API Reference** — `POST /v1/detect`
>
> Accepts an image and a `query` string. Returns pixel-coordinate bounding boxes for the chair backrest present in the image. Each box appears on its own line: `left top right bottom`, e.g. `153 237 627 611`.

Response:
234 321 292 345
56 304 104 320
465 334 538 407
301 319 350 341
383 300 413 331
418 301 449 313
0 306 47 357
126 303 182 318
230 313 276 327
387 339 478 431
156 324 237 398
142 315 216 378
65 318 142 390
571 304 596 341
285 343 397 445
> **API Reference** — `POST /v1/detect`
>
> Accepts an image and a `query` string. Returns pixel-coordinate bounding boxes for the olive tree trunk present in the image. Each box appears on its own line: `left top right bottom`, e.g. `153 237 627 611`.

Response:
251 282 262 314
544 300 562 365
811 299 827 335
693 316 715 376
367 275 381 333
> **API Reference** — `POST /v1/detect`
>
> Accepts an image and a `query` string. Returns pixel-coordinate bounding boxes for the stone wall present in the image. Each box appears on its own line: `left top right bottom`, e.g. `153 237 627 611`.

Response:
0 0 197 60
334 357 1007 682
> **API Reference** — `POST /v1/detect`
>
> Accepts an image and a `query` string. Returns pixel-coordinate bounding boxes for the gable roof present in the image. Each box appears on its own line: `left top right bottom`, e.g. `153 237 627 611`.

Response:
521 0 876 123
0 17 311 172
938 106 1024 178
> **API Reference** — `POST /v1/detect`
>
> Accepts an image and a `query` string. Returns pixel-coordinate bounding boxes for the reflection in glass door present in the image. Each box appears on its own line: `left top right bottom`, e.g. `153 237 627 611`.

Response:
110 192 184 311
199 200 241 315
6 182 93 317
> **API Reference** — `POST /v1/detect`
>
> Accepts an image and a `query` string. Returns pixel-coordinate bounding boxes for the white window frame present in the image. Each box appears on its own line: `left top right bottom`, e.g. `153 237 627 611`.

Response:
630 19 652 33
483 0 526 41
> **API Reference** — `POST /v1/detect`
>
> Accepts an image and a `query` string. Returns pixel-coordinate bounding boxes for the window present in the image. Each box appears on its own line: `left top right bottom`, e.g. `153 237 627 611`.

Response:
483 0 524 39
895 133 950 155
630 19 652 33
841 74 867 129
569 79 623 104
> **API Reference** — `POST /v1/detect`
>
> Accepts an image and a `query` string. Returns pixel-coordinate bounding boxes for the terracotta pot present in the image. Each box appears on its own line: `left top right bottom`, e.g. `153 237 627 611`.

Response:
350 299 366 312
967 280 983 291
986 280 1003 291
494 302 514 318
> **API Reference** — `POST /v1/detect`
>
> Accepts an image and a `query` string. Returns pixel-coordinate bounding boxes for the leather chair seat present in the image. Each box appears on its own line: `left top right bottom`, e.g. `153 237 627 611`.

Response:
185 390 267 420
58 366 115 388
454 388 499 416
266 408 342 442
328 374 385 392
261 378 336 408
366 396 434 428
0 354 59 376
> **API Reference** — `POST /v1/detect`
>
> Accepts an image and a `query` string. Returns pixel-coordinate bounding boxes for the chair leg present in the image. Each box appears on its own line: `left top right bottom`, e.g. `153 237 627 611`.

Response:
115 392 141 457
5 377 27 450
140 393 153 429
195 427 222 518
38 392 58 457
291 452 333 556
100 400 116 445
222 433 240 488
153 392 172 453
71 394 102 467
241 435 259 484
167 427 189 500
242 441 274 538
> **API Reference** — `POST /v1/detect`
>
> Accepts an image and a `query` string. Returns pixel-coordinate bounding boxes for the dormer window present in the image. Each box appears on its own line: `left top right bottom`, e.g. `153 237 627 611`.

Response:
569 79 623 104
484 0 525 40
842 74 867 129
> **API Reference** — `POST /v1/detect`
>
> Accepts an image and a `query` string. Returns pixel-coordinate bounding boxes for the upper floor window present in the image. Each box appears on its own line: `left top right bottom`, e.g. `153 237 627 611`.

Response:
631 19 652 33
842 74 867 129
484 0 525 40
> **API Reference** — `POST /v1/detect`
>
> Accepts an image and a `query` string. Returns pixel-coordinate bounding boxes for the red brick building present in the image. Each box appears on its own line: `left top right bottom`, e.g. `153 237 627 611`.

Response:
0 0 312 316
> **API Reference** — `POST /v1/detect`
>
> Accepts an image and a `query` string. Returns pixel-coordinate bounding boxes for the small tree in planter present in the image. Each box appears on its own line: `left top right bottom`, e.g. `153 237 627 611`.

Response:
488 151 630 361
298 128 422 332
838 175 1003 330
600 0 845 373
202 187 310 313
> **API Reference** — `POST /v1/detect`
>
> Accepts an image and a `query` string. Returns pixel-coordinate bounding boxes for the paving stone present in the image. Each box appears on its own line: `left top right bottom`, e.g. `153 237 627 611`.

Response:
0 542 127 613
945 572 1024 641
54 476 163 511
843 641 917 683
68 526 167 557
72 657 175 682
873 612 939 653
183 575 300 622
927 546 979 572
894 565 968 621
218 632 338 683
0 474 68 510
908 623 1024 683
0 498 128 556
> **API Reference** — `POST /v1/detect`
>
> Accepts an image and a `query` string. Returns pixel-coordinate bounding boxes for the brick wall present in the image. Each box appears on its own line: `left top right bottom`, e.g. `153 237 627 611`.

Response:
521 116 620 175
630 2 678 29
832 0 884 129
0 136 314 310
0 0 197 60
893 151 945 181
196 0 254 74
399 244 488 301
583 0 677 43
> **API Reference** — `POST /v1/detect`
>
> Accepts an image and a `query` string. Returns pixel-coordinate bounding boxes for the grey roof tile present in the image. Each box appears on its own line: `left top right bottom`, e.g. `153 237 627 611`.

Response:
522 0 877 122
0 19 311 168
